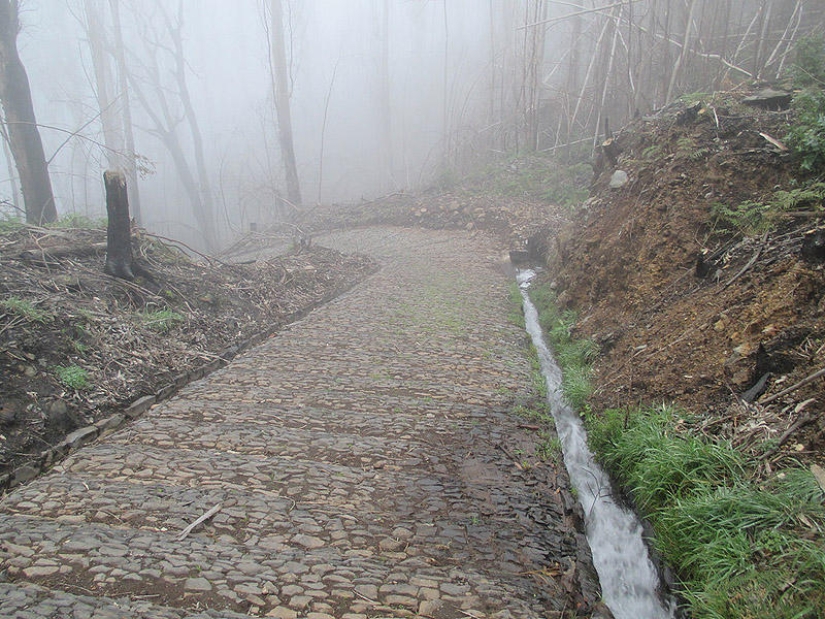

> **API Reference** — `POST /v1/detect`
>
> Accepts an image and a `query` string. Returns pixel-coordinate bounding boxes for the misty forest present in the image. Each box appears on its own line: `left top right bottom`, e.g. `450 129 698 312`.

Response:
1 0 822 249
3 2 825 619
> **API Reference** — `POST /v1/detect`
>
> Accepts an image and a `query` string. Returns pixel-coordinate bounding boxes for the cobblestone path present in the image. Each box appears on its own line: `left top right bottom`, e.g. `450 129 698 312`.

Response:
0 228 604 619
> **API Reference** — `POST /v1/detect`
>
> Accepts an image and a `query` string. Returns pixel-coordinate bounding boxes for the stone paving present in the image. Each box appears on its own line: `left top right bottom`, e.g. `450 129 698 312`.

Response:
0 227 605 619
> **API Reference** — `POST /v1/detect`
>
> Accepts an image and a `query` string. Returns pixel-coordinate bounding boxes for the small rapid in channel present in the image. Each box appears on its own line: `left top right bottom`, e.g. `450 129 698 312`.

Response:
517 270 677 619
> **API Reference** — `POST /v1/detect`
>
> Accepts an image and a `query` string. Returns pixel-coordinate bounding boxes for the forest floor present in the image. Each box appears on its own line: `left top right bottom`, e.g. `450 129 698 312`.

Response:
2 85 823 485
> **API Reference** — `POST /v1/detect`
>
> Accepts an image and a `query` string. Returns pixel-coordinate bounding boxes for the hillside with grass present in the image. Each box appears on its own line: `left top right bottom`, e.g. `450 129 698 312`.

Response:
529 81 825 617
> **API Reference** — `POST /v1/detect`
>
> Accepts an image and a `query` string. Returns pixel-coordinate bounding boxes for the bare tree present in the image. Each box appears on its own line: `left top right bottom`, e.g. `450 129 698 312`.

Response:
126 0 218 250
0 0 56 223
269 0 301 207
84 0 122 168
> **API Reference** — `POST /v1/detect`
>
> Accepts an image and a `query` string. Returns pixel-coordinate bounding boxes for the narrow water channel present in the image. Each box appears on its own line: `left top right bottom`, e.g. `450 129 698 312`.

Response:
517 270 677 619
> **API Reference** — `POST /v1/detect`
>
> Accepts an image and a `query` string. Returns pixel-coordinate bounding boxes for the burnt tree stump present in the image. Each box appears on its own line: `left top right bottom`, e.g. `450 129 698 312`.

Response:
103 170 135 281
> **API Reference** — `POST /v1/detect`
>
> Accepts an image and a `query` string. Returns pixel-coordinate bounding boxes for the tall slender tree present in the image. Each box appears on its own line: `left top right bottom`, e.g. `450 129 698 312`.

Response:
126 0 217 250
269 0 301 207
0 0 56 223
108 0 141 222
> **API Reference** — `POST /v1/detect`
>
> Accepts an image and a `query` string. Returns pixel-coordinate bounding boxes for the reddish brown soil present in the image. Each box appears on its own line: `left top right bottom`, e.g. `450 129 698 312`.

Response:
547 93 825 467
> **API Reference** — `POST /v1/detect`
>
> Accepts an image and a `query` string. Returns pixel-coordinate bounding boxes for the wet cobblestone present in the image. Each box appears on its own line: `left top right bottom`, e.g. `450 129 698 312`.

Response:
0 227 603 618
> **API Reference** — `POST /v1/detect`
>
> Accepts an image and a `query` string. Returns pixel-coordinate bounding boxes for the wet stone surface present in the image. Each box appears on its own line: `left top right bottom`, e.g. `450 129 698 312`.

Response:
0 227 603 618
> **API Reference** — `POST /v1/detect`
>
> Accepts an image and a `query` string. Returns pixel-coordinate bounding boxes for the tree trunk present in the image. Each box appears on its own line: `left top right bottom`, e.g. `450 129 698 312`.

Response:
103 170 134 280
165 1 217 249
108 0 142 223
0 113 20 213
0 0 56 224
269 0 301 207
666 0 699 103
84 0 123 169
378 0 394 192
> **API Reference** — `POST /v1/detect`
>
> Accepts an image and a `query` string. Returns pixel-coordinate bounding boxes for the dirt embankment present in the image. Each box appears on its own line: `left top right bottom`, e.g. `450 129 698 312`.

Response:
546 93 825 467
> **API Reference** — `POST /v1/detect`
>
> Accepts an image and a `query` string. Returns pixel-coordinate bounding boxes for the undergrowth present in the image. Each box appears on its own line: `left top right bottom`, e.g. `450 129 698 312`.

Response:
55 364 90 390
0 297 52 323
478 155 591 208
527 280 825 619
710 182 825 236
529 282 596 410
786 36 825 174
591 405 825 618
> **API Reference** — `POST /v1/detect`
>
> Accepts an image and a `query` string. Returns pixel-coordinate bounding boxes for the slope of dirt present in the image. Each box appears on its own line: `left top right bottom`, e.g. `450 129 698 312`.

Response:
546 92 825 467
0 226 375 479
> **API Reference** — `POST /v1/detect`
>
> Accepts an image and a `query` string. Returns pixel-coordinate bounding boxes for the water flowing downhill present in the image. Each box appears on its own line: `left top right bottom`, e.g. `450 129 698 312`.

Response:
517 270 677 619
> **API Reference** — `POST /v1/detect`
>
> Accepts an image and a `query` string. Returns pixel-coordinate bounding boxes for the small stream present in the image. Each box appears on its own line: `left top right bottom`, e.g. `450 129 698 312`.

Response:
517 270 677 619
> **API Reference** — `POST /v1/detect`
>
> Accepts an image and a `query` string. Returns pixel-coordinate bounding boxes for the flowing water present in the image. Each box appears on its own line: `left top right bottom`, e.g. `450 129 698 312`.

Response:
517 270 678 619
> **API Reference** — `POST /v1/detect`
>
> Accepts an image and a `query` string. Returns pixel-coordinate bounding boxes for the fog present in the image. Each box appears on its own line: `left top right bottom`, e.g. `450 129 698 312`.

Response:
1 0 823 250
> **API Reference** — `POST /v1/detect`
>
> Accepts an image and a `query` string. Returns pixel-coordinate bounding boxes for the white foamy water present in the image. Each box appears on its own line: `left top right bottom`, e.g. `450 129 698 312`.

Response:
517 270 677 619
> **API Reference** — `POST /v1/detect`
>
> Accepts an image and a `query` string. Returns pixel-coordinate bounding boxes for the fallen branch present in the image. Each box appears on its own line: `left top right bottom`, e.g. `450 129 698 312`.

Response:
19 242 107 262
758 132 788 151
722 233 768 289
759 412 817 461
762 366 825 404
178 503 222 541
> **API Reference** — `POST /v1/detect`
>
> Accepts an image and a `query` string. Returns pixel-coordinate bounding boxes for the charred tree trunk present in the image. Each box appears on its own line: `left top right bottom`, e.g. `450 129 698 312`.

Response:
103 170 134 280
0 0 56 224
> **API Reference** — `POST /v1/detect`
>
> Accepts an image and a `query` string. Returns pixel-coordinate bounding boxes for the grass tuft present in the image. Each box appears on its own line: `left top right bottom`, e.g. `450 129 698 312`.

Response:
55 365 90 390
588 404 825 618
141 308 185 333
1 297 51 323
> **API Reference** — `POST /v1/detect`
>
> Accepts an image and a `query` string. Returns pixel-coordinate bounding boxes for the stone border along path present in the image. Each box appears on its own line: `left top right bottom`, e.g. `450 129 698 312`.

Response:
0 227 607 619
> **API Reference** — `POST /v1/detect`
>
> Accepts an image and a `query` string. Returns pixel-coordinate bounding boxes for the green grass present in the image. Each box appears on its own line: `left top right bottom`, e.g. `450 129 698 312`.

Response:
520 279 825 617
0 216 24 233
141 309 185 333
50 214 106 229
586 404 825 618
528 282 597 411
55 364 90 390
477 155 591 209
0 297 51 323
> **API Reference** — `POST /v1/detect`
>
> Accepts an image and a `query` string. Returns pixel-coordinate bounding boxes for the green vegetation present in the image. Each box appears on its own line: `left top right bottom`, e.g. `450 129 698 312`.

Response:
508 283 526 328
791 34 825 87
588 404 825 618
710 199 775 236
50 214 106 229
0 297 51 323
0 215 24 233
55 364 90 390
678 92 711 106
711 183 825 236
526 280 825 618
529 282 596 410
785 36 825 174
535 432 563 463
481 156 591 209
642 144 663 160
786 88 825 174
141 308 185 333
